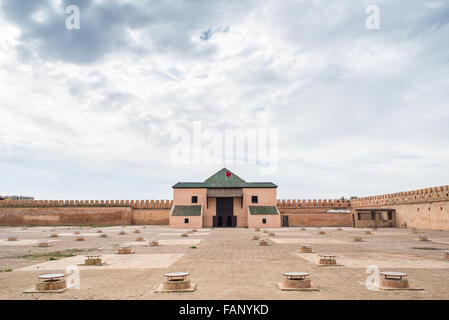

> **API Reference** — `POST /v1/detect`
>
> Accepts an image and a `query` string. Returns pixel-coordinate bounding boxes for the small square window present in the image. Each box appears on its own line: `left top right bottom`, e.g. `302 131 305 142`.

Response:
191 196 198 203
252 196 258 203
262 218 266 224
184 218 189 224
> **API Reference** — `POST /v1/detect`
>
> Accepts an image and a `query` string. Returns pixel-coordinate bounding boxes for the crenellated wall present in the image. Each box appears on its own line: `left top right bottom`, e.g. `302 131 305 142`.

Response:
351 185 449 231
276 199 352 227
0 200 173 226
277 199 350 208
0 199 173 209
0 185 447 229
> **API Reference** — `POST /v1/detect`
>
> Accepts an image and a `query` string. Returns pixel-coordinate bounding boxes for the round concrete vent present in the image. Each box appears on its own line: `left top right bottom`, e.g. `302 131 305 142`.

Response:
162 272 192 291
35 273 67 291
283 272 311 289
380 271 409 289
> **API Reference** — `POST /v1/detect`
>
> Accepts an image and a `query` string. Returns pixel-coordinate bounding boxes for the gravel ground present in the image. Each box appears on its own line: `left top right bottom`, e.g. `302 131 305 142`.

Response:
0 226 448 300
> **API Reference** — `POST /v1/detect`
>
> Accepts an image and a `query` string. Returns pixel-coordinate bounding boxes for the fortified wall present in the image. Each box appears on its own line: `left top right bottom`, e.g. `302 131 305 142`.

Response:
277 199 352 227
0 200 173 226
0 198 352 227
351 185 449 231
1 185 448 230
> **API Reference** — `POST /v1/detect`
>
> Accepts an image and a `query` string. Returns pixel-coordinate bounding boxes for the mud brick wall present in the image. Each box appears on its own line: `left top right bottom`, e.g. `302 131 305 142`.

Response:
351 185 449 231
277 199 352 227
284 212 352 227
0 207 133 226
0 200 172 226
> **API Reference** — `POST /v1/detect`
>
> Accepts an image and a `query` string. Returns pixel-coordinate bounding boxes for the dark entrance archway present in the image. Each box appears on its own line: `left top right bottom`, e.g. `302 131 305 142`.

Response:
214 197 236 227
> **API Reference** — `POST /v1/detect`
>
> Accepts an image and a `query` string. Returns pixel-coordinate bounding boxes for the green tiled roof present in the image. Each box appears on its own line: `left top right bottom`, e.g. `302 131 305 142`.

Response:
173 168 277 189
171 205 202 216
248 206 279 215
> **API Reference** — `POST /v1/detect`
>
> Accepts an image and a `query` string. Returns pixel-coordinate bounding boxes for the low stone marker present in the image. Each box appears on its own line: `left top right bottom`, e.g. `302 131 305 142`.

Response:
418 235 430 241
298 245 312 253
99 234 108 238
317 231 325 235
134 229 141 234
119 231 126 235
278 272 319 291
269 232 276 236
7 237 17 241
443 251 449 260
36 240 51 247
75 237 85 241
258 239 270 246
148 239 159 246
117 245 133 254
318 254 343 266
82 255 104 266
136 236 145 241
50 234 58 238
181 233 188 237
336 228 343 231
252 235 260 240
364 231 372 235
353 236 362 242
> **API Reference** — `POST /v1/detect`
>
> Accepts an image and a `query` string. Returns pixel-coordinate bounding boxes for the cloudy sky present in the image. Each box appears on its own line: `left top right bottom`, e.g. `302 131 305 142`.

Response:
0 0 448 200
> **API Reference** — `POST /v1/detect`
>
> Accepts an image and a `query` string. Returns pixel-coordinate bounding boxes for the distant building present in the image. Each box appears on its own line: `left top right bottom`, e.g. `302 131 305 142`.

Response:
0 195 34 201
170 168 281 229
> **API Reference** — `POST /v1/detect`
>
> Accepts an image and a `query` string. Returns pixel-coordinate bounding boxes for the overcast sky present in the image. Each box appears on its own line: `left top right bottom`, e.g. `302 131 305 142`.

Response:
0 0 448 200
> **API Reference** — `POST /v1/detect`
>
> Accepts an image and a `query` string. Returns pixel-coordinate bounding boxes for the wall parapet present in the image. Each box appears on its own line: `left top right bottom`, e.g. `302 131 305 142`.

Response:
350 185 449 208
277 199 350 208
0 199 174 209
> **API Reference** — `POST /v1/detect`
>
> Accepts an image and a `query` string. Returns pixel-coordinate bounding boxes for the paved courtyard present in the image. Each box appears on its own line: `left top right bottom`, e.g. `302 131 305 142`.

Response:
1 226 449 299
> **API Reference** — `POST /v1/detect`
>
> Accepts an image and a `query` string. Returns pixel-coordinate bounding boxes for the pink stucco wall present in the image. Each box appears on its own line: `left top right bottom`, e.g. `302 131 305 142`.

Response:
169 215 203 229
172 187 278 228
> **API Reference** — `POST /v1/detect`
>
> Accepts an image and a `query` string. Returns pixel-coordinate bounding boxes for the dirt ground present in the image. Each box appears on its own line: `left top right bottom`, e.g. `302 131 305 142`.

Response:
1 225 449 300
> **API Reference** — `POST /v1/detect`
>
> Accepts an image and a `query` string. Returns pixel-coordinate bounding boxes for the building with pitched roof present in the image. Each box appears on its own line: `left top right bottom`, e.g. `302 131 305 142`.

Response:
170 168 280 228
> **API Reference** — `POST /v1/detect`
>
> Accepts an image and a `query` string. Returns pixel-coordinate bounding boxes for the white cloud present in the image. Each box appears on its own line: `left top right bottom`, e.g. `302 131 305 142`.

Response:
0 0 448 199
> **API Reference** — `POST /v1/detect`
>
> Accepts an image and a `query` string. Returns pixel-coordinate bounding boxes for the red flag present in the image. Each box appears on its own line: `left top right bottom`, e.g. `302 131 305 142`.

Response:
226 171 231 177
